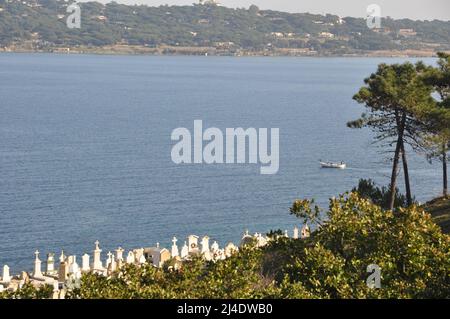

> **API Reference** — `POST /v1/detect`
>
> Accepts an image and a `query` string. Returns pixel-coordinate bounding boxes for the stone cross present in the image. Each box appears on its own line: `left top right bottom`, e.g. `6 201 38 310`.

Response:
32 250 43 278
106 251 113 268
93 240 103 270
171 237 179 257
2 265 11 283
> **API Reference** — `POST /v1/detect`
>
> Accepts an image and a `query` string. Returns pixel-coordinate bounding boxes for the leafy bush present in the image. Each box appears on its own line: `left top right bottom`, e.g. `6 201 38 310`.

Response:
352 178 414 210
67 193 449 299
0 283 53 299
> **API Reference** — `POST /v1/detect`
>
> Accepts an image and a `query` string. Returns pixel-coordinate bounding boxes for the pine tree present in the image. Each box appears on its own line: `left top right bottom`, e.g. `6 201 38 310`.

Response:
421 52 450 197
348 62 435 210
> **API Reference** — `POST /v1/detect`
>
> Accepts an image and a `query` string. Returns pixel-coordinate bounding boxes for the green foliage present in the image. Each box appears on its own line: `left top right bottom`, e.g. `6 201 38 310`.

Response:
420 53 450 134
67 247 278 299
274 193 450 298
352 178 413 210
351 62 435 138
0 283 53 299
290 198 322 226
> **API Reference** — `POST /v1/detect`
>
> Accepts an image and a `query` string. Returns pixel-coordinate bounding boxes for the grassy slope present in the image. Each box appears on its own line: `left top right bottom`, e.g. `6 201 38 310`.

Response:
423 196 450 234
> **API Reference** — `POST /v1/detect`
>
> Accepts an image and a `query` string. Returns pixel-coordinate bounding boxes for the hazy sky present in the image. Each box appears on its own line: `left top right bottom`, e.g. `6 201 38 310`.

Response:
89 0 450 21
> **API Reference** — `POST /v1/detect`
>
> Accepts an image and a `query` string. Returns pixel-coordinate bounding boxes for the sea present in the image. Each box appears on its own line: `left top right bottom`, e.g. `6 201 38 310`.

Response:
0 53 441 271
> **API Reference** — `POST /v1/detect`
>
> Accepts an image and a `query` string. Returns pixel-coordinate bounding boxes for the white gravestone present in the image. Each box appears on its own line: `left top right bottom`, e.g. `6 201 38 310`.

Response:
116 247 124 261
68 256 81 279
211 241 219 252
106 251 113 269
181 241 189 259
225 243 237 257
59 250 66 263
132 248 143 264
2 265 11 283
46 253 55 274
293 226 299 239
93 240 103 270
171 237 179 258
67 255 74 266
126 251 135 264
256 234 267 247
110 256 117 272
32 250 43 278
201 236 211 260
187 235 199 253
81 253 90 272
52 281 60 299
201 236 210 254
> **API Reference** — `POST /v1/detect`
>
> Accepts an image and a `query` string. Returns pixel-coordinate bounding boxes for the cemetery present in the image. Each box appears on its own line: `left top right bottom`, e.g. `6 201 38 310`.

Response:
0 224 310 299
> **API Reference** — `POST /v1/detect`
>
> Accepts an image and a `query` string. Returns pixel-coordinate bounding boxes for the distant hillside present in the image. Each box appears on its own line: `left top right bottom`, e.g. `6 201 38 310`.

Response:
1 0 450 55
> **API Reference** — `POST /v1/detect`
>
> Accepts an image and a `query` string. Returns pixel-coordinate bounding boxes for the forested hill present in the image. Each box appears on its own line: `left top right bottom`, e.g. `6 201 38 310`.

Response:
1 0 450 55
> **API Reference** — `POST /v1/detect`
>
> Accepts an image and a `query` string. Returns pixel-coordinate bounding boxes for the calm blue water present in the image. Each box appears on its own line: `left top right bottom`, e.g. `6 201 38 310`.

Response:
0 54 441 272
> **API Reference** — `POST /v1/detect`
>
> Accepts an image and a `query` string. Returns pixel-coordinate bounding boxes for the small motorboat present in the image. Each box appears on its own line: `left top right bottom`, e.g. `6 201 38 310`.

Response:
320 161 346 169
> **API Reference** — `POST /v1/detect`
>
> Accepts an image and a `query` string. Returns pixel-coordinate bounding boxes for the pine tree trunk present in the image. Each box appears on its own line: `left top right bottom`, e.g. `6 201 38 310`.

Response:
401 142 412 206
389 112 406 211
389 138 402 211
443 149 448 197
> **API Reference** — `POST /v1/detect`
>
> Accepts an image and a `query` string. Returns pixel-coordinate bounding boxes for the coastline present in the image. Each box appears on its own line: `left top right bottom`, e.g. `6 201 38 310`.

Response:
0 45 444 58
